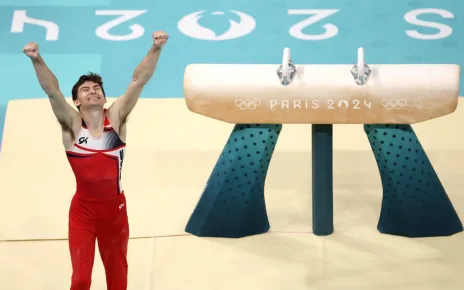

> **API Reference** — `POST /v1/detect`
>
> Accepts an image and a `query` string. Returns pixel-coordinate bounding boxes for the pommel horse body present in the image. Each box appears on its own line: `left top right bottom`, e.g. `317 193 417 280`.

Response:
182 47 463 238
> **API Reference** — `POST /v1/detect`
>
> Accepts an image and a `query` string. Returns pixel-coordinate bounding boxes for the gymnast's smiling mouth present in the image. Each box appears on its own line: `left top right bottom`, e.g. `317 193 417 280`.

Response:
87 95 101 101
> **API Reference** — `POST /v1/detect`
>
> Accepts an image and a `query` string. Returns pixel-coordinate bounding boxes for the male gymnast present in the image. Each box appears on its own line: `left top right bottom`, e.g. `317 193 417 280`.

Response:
23 30 169 290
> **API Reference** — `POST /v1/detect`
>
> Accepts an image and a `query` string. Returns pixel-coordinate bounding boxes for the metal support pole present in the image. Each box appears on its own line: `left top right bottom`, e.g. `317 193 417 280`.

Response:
312 124 334 236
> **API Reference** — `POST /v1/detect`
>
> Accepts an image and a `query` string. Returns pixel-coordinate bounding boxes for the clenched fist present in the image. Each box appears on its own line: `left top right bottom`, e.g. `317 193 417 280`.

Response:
23 42 40 60
153 31 169 49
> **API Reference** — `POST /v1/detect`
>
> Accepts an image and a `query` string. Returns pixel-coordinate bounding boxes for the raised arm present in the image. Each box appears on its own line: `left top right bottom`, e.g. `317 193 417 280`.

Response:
108 30 169 124
23 42 80 131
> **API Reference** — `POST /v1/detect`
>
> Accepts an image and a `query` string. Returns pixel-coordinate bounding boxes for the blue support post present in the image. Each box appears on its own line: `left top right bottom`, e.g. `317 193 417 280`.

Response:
312 124 334 236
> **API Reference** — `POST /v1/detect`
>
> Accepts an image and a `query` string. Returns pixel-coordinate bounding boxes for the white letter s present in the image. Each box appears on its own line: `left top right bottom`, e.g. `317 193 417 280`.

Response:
405 8 453 40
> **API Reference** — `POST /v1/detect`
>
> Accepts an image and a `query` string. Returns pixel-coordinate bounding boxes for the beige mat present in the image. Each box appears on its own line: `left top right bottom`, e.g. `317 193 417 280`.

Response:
0 98 464 241
0 238 154 290
0 229 463 290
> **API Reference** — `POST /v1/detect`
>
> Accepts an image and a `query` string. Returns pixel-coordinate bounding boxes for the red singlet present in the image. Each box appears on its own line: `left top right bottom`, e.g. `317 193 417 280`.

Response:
65 109 126 198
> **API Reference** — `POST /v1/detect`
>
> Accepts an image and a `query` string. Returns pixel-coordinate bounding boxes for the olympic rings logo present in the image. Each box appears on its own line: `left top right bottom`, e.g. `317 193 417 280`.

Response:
235 98 260 110
381 99 407 110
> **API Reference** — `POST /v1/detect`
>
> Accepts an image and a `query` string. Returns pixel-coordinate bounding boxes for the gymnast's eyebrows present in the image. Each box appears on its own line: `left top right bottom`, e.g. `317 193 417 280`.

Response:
80 85 100 90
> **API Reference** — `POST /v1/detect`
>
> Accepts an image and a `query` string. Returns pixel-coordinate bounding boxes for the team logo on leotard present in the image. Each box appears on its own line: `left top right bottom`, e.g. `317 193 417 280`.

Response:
381 99 407 110
78 137 88 144
235 98 260 110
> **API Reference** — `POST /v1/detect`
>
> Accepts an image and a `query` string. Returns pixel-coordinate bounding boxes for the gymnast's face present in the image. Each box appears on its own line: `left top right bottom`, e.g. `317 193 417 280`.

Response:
74 81 106 109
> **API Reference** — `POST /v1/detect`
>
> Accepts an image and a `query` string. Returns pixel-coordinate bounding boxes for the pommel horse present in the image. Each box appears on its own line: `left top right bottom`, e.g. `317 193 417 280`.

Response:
182 47 463 238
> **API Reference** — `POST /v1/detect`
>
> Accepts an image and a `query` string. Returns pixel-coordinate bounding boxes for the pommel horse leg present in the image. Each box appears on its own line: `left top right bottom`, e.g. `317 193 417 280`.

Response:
364 124 463 237
185 124 282 238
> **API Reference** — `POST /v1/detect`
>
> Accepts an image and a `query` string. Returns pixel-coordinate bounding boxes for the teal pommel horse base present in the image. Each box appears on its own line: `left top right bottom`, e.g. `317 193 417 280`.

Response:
182 47 463 238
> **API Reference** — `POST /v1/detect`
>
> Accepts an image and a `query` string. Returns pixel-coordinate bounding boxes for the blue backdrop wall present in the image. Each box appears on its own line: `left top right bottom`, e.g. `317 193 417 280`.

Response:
0 0 463 145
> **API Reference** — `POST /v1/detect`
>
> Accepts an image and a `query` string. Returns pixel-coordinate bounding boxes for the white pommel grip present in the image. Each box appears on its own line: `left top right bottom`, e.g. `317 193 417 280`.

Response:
282 47 291 79
357 47 365 76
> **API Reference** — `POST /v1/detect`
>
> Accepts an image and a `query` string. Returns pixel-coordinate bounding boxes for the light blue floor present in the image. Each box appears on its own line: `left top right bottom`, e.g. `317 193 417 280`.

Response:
1 0 463 146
